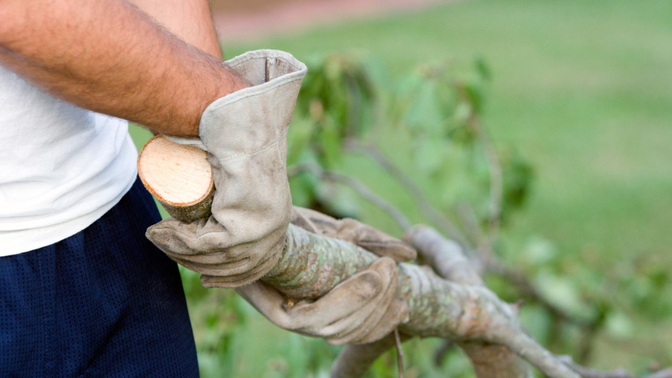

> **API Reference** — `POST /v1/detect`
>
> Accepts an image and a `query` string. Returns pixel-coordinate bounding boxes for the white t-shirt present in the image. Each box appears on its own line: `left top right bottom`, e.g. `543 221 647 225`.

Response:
0 67 138 256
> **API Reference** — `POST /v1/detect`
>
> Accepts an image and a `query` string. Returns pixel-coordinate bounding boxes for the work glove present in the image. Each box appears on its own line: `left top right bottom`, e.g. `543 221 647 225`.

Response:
147 50 307 287
234 207 416 345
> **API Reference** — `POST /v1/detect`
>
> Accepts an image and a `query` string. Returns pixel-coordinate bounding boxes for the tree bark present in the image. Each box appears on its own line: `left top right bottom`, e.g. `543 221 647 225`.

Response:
265 224 578 378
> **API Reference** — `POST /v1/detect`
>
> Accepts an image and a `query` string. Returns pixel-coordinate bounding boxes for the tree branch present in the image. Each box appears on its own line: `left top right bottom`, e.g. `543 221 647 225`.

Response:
456 201 593 328
341 139 593 329
288 163 412 231
393 328 405 378
407 225 533 378
277 165 664 378
271 223 578 377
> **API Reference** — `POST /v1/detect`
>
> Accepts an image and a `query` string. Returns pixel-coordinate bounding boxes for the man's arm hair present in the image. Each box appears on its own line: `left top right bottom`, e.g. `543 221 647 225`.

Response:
0 0 247 136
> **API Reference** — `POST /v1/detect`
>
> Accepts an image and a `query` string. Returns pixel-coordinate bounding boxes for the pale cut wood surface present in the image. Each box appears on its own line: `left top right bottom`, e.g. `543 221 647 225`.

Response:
138 136 215 222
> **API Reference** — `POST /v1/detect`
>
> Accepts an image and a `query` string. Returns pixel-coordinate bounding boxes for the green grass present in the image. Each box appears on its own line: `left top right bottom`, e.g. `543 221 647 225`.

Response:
130 0 672 374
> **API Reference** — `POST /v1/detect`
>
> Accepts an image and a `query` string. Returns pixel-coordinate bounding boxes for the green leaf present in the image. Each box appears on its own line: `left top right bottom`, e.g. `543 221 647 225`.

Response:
519 304 553 344
534 269 593 319
404 81 444 133
464 77 486 114
287 116 316 165
523 236 558 267
605 312 634 339
317 115 344 167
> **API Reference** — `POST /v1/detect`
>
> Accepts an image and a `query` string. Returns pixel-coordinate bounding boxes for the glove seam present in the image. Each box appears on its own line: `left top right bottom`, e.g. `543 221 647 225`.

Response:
214 127 289 163
225 49 304 71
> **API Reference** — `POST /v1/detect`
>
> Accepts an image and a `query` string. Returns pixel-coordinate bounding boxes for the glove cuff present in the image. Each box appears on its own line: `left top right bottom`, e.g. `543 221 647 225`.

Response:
163 135 206 150
199 49 308 160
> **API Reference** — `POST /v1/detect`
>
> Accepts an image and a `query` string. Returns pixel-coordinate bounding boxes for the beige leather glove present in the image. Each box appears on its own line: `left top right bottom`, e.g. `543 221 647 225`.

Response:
147 50 307 287
234 207 416 345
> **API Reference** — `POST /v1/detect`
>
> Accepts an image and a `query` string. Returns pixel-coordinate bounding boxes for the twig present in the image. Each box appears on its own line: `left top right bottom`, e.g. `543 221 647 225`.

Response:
453 80 503 242
483 256 591 327
343 138 592 330
345 139 472 249
394 328 404 378
454 200 490 258
470 115 503 242
288 163 412 231
331 334 399 378
456 201 592 328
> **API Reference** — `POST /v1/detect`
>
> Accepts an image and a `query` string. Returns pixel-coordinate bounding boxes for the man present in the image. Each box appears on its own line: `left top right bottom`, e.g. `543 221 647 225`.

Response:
0 1 411 376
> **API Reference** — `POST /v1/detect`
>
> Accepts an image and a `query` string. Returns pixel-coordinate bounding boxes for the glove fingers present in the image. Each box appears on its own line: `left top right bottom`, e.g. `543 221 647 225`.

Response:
293 276 390 342
235 282 293 325
233 260 390 332
349 298 409 345
288 259 394 325
316 312 370 344
146 218 202 255
290 207 329 235
320 296 385 345
339 219 417 263
200 252 278 287
162 248 247 266
146 217 237 256
166 255 251 277
291 258 397 327
323 258 400 345
150 215 277 278
355 240 417 263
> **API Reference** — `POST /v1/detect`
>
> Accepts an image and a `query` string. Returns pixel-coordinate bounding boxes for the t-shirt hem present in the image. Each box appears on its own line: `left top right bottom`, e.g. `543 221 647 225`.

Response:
0 171 137 257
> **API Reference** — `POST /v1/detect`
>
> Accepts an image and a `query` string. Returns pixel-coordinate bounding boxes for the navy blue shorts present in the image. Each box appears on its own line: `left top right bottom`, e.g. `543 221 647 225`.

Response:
0 178 199 377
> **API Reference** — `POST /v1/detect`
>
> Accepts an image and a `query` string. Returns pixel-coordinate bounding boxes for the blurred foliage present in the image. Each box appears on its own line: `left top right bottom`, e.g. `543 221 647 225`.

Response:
167 52 672 377
288 53 533 225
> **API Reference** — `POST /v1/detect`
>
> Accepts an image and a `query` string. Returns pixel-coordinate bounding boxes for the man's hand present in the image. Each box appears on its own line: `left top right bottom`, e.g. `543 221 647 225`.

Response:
149 202 415 344
147 50 307 287
235 207 416 345
237 257 407 345
0 0 246 136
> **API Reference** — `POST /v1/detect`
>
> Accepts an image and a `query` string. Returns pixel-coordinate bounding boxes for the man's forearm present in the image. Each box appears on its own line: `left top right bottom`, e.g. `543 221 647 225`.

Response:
0 0 247 136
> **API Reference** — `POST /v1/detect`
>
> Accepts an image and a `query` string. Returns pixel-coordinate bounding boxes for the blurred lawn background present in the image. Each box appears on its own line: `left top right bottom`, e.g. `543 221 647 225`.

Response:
130 0 672 376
